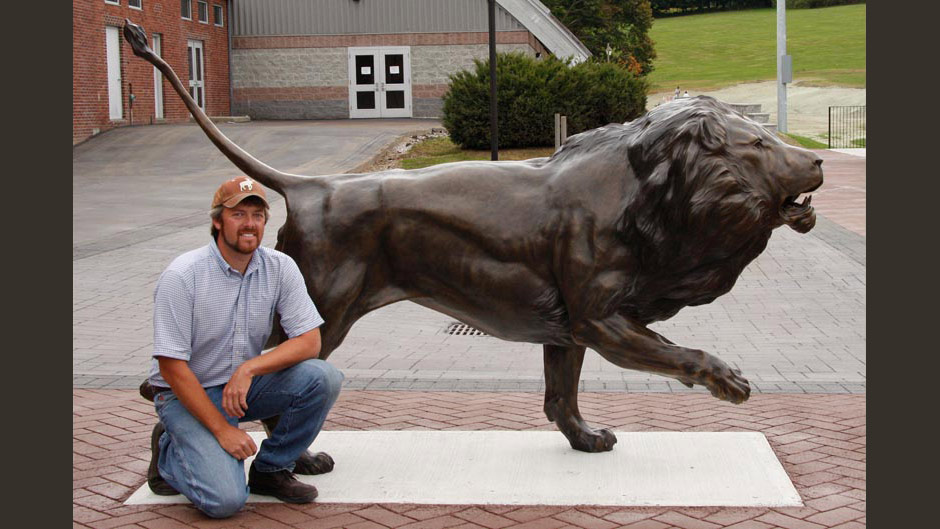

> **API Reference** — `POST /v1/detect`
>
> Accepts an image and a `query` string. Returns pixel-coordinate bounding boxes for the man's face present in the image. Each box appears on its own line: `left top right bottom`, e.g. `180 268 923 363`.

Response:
213 201 266 255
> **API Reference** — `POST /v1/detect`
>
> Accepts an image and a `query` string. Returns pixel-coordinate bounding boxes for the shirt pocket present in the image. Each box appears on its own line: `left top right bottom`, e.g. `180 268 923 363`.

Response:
248 294 276 345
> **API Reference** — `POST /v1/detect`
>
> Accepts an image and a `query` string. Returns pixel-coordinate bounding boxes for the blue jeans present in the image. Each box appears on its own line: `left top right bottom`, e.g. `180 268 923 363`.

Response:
153 359 343 518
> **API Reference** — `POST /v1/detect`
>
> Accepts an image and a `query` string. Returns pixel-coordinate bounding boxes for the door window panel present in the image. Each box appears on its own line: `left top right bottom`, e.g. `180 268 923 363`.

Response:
355 55 375 85
385 54 404 84
356 91 376 110
386 91 405 109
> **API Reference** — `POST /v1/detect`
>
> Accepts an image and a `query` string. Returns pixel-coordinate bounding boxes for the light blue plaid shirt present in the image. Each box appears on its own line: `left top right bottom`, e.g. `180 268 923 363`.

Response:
149 242 324 388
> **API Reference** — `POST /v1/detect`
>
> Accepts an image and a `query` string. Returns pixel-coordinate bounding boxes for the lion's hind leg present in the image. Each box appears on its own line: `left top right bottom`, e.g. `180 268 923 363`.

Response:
543 344 617 452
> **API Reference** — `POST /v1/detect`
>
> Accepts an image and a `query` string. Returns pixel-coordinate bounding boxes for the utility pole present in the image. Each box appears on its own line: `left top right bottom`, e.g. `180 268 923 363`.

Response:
488 0 498 160
777 1 790 133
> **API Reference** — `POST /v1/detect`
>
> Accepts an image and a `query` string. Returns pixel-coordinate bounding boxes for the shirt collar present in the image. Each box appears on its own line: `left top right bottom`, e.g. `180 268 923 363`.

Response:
208 241 261 278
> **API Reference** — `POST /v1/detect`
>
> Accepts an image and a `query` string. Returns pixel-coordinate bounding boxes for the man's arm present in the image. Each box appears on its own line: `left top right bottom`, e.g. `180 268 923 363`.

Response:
158 357 258 460
221 328 321 419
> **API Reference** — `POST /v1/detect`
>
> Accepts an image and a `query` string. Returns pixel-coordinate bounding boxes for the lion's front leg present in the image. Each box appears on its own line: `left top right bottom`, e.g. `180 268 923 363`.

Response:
544 344 617 452
573 315 750 404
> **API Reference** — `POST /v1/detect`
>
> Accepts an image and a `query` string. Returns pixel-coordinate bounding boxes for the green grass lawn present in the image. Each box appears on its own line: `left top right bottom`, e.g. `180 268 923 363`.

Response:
782 133 829 149
648 5 865 92
399 137 556 170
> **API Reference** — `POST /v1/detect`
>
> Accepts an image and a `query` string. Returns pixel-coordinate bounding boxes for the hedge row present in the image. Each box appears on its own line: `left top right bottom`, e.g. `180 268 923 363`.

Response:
442 53 648 150
778 0 864 8
652 1 772 17
652 0 863 16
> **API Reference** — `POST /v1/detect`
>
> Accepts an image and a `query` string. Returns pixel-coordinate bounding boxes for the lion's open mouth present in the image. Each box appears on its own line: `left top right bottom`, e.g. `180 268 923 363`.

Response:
780 192 817 233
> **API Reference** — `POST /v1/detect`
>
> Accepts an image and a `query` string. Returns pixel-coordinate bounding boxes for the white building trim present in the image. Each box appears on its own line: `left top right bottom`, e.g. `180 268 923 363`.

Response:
498 0 592 64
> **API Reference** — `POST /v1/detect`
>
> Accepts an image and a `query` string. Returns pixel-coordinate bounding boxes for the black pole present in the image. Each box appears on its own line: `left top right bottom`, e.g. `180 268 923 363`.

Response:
488 0 498 160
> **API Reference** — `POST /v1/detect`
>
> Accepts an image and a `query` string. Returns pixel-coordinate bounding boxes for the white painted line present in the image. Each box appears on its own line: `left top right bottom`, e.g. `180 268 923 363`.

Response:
126 431 801 507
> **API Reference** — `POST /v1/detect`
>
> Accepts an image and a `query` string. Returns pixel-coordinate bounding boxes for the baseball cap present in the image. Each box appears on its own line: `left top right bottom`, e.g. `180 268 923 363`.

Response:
211 177 269 209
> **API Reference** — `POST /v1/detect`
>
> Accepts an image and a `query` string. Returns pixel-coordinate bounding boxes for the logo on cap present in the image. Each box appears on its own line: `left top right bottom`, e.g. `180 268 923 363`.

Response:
239 179 254 192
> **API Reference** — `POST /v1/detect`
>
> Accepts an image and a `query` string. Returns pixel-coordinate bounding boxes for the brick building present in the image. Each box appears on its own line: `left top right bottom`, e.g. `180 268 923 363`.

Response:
73 0 232 145
229 0 589 120
73 0 588 144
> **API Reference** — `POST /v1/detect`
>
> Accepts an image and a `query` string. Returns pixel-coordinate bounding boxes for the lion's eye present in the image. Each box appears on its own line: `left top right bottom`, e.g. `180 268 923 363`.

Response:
752 138 764 148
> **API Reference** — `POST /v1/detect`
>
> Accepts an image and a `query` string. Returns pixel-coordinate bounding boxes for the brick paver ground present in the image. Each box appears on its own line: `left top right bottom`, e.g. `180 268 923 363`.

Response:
805 151 865 237
73 390 865 529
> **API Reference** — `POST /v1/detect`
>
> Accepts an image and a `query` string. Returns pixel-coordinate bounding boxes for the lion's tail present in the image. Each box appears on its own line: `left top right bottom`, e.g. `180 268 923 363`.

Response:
122 19 299 197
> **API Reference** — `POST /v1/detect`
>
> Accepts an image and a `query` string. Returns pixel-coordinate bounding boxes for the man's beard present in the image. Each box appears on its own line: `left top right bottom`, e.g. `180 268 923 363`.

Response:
221 228 260 255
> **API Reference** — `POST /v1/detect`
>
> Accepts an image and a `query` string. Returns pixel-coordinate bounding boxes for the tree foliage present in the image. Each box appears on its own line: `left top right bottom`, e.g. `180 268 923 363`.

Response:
542 1 657 76
442 52 648 149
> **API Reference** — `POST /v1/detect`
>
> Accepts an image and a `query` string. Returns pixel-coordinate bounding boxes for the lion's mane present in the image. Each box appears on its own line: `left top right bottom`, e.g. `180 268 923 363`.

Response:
549 96 778 321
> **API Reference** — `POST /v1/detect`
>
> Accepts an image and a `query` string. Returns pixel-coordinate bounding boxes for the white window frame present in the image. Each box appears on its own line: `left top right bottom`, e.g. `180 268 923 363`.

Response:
105 0 120 6
129 0 142 10
213 4 224 27
181 0 192 20
197 1 209 24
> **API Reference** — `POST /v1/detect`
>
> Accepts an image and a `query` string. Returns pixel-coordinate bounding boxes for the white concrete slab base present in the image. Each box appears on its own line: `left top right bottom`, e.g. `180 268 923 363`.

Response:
125 431 801 507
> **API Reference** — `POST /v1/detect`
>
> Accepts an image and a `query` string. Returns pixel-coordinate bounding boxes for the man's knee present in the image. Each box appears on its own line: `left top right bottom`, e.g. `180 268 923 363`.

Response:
296 359 344 400
198 482 249 519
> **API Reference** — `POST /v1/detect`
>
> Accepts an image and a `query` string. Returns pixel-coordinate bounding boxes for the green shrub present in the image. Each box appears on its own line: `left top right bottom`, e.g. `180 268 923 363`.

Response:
443 53 648 149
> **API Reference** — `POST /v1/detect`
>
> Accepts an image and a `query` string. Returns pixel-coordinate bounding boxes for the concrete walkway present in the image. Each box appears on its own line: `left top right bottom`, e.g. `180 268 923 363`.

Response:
74 122 865 394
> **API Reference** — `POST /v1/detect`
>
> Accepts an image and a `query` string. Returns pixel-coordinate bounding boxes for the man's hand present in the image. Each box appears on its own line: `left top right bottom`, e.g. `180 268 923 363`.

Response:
215 424 258 460
219 329 321 419
222 366 253 418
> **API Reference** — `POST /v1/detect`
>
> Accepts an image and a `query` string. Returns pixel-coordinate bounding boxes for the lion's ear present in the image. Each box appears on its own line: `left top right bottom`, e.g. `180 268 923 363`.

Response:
678 112 727 153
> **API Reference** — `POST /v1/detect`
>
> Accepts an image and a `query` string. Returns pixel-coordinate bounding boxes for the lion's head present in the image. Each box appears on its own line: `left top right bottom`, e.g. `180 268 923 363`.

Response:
553 96 823 268
548 96 823 320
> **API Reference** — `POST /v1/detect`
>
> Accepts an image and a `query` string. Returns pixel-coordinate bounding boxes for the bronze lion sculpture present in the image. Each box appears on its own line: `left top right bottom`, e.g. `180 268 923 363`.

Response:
124 21 822 453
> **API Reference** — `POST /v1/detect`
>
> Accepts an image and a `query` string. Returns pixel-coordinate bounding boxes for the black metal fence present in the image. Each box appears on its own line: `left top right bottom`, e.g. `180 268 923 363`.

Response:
828 106 866 149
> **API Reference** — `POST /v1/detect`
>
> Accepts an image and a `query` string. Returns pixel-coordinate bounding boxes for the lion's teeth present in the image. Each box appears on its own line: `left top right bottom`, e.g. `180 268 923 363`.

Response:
799 195 812 207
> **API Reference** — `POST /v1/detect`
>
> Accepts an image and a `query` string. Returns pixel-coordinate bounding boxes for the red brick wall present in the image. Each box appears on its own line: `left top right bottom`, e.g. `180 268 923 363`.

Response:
73 0 231 145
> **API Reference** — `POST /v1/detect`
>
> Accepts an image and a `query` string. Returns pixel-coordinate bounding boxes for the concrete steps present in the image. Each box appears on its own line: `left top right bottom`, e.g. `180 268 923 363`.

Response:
728 103 762 115
728 103 775 132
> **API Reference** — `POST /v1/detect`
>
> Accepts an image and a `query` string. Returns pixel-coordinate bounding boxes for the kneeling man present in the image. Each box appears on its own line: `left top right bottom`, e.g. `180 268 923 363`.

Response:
146 177 343 518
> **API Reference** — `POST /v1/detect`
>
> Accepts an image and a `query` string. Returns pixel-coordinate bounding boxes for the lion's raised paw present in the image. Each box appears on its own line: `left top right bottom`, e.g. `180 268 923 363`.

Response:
703 361 751 404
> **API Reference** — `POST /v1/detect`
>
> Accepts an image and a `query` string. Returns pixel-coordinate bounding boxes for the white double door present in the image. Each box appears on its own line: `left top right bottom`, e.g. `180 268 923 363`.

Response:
348 47 412 118
187 40 205 111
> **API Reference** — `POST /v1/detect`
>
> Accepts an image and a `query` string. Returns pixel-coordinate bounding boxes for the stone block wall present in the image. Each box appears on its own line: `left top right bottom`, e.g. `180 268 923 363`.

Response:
412 43 534 86
231 32 540 120
232 48 348 88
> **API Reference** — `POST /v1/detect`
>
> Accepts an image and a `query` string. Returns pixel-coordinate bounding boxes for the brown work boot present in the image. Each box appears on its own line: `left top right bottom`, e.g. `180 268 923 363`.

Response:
248 462 318 503
293 451 334 475
147 422 179 496
139 379 156 402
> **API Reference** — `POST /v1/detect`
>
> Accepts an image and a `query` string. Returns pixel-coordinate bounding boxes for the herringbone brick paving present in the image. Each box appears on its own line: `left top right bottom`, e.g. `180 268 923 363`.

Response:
73 390 865 528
